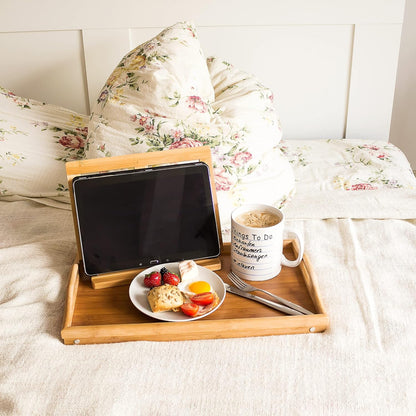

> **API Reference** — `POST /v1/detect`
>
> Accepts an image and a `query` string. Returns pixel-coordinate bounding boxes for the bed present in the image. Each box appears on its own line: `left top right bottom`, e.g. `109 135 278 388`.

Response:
1 2 416 415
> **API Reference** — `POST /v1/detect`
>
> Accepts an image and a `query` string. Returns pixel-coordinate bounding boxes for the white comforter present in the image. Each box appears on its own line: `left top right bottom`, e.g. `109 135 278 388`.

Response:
1 195 415 415
1 140 416 415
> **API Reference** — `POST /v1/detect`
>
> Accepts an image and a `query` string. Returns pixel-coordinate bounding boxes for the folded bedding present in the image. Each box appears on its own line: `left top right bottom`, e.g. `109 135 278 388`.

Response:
280 138 416 192
281 139 416 221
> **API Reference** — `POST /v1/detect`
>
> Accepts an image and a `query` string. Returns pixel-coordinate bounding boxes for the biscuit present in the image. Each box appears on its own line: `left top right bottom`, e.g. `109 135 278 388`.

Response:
147 284 184 313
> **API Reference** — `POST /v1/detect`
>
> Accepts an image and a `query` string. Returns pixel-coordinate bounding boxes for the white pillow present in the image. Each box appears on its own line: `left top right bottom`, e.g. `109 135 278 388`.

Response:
0 86 88 200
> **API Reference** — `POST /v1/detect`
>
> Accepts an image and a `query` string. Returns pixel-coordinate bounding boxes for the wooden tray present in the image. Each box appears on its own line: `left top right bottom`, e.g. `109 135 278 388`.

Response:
61 241 329 345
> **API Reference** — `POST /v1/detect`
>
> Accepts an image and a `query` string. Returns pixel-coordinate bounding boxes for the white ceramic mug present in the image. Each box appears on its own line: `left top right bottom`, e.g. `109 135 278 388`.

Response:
231 204 304 281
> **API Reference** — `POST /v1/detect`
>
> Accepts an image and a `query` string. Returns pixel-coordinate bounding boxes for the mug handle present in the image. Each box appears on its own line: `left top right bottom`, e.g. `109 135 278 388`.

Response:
281 229 304 268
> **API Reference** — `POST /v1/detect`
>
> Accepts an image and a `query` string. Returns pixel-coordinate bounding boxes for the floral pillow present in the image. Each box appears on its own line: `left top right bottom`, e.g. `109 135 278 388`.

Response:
0 86 88 200
86 21 214 158
205 57 294 234
86 22 295 237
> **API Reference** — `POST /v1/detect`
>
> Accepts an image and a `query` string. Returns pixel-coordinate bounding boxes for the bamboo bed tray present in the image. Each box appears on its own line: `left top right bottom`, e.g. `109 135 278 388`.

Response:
61 240 329 345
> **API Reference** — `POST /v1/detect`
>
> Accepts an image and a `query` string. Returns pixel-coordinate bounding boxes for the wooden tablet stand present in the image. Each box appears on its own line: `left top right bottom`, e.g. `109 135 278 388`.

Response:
66 146 223 289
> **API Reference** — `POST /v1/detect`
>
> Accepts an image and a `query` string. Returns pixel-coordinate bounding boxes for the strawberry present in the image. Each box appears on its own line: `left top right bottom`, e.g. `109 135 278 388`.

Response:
162 271 180 286
143 271 162 288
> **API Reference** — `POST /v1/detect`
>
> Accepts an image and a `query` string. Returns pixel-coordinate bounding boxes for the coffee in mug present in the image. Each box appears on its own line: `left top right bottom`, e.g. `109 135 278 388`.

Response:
231 204 304 281
235 210 281 228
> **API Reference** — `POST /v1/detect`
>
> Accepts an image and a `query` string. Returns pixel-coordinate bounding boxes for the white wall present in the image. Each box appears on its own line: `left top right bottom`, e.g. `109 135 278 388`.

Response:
390 0 416 169
0 0 408 149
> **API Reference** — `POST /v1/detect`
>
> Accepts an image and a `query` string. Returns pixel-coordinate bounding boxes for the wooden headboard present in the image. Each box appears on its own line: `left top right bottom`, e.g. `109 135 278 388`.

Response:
0 0 405 141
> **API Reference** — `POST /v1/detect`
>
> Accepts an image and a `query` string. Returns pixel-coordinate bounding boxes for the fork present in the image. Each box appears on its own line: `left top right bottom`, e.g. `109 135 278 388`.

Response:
227 271 313 315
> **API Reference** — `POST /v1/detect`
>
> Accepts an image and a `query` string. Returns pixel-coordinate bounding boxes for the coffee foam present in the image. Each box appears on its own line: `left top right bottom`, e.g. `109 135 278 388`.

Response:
235 210 281 228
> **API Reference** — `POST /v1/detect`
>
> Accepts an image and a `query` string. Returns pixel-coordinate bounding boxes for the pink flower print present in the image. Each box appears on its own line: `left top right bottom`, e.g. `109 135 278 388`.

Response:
351 183 377 191
231 151 253 167
170 129 184 140
269 93 274 102
363 144 380 152
76 126 88 137
187 27 197 38
59 134 85 149
186 96 208 113
130 115 137 122
138 116 148 126
145 110 167 119
377 154 386 160
169 138 203 149
214 167 233 191
144 123 154 133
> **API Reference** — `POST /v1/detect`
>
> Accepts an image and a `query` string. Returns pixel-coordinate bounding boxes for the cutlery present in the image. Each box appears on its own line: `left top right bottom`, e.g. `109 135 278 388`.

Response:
227 271 313 315
225 284 303 316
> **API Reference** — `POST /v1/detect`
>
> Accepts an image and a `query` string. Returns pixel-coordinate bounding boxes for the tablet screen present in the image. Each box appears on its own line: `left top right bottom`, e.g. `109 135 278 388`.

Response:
72 162 220 276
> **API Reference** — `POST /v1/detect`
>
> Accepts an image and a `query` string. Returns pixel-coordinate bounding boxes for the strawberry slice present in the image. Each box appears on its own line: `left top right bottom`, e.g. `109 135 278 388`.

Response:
180 303 199 317
143 271 162 288
191 292 214 306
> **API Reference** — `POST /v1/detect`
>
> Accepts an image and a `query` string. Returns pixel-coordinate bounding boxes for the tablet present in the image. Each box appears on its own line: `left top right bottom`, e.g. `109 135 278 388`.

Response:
72 162 220 276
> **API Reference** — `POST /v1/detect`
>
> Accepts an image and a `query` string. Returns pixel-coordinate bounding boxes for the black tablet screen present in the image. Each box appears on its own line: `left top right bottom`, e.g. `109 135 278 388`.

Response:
72 162 220 276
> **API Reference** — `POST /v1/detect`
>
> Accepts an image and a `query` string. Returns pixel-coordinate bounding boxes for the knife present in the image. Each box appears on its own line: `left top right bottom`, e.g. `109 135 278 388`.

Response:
225 284 303 316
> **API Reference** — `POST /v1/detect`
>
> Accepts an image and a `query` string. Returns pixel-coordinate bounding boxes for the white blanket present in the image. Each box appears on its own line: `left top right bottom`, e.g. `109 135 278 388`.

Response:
1 190 415 415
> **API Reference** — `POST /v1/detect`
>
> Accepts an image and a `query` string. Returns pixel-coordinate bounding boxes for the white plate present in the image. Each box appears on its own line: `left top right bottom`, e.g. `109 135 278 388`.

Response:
129 262 226 322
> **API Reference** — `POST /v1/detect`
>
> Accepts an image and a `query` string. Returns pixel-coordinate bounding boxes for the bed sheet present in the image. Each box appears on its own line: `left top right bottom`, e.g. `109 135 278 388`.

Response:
1 200 415 415
1 139 416 415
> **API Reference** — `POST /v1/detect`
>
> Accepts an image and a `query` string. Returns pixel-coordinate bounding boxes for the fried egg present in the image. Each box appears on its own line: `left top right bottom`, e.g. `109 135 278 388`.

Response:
189 280 211 294
178 280 212 296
